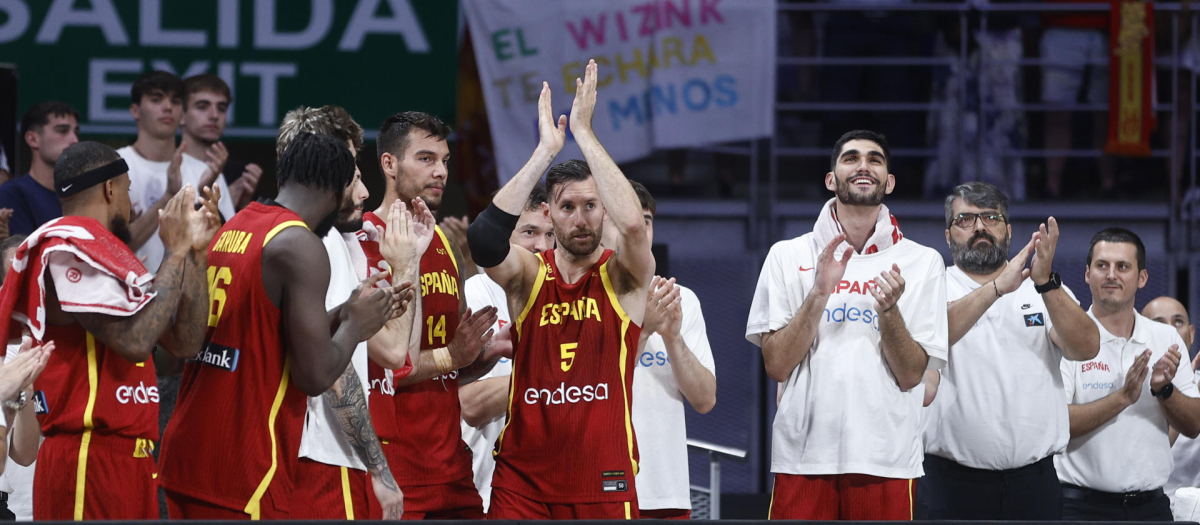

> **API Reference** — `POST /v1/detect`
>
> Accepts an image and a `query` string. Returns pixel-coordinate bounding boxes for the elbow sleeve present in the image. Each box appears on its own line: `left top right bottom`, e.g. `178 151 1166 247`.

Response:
467 204 519 268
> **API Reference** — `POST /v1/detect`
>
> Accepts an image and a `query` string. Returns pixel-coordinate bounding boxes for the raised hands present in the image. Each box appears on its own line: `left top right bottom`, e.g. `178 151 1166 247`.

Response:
229 163 263 210
197 141 229 191
345 271 404 342
994 237 1035 296
1121 350 1152 406
813 234 852 296
191 186 223 252
643 276 680 337
447 306 499 368
0 338 53 404
1151 344 1183 392
538 82 568 155
158 185 197 255
569 60 600 140
870 264 906 313
166 144 185 197
380 199 434 271
1031 217 1060 286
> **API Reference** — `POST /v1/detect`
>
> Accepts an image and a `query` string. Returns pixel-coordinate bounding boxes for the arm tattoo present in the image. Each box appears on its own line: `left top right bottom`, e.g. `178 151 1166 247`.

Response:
74 251 188 361
323 365 399 490
163 252 210 358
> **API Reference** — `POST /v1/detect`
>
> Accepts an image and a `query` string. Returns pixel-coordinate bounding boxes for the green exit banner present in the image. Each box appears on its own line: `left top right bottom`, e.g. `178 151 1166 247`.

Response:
0 0 459 138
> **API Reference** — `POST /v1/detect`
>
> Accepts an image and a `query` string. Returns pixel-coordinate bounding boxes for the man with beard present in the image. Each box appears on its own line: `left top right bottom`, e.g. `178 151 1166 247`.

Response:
359 110 498 519
466 61 654 519
1056 228 1200 520
272 106 419 519
0 141 216 519
917 182 1098 520
746 129 948 520
157 132 403 519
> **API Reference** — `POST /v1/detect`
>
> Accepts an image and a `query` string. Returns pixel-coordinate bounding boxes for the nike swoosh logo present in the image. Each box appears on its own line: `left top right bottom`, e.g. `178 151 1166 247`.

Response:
61 184 73 192
799 266 812 271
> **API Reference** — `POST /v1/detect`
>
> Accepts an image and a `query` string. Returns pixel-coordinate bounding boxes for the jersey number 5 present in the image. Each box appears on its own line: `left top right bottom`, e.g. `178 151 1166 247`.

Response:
207 266 233 328
560 342 577 372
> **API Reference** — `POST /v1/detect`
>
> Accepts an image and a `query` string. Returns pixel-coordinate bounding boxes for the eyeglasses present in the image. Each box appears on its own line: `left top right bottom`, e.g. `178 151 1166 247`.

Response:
952 212 1005 228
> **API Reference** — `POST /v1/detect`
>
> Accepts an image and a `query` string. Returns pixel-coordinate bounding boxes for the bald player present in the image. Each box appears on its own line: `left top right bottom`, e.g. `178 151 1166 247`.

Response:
0 141 217 519
1145 297 1200 500
467 60 655 519
158 132 402 519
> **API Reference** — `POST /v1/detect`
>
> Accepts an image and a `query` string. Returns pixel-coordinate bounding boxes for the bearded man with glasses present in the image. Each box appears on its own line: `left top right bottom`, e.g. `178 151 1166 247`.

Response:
916 182 1100 520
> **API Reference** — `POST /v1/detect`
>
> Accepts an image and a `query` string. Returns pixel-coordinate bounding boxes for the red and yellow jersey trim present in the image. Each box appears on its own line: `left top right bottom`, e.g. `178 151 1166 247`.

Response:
73 333 100 520
495 253 549 457
599 259 637 477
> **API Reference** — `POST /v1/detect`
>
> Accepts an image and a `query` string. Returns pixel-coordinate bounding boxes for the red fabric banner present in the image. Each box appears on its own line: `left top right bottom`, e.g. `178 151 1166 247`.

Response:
1106 0 1156 156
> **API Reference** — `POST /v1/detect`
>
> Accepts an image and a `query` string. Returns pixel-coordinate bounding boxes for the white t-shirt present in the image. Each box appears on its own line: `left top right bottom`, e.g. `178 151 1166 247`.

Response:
118 147 235 272
0 344 33 521
746 235 948 479
1167 372 1200 500
460 273 513 512
1056 310 1200 492
633 284 715 510
297 230 371 470
924 267 1075 470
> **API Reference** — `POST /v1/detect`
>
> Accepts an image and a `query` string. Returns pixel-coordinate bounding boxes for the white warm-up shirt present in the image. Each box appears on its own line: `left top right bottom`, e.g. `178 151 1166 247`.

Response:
0 344 33 520
633 284 715 510
1167 372 1200 500
119 147 235 272
747 235 948 479
924 267 1076 470
297 231 371 470
1057 310 1200 492
460 273 513 512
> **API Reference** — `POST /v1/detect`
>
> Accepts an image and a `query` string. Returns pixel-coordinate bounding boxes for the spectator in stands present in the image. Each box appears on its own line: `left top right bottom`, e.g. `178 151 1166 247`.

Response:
179 74 261 212
1143 297 1200 507
0 101 78 236
920 182 1098 519
1041 0 1115 199
1057 229 1200 520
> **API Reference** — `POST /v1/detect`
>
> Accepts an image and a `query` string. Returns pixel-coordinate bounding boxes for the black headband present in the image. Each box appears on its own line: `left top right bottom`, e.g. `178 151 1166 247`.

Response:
55 158 128 197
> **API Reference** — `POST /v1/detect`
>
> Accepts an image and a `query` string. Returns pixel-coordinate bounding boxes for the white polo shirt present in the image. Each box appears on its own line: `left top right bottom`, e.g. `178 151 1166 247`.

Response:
1056 310 1199 493
460 273 513 512
118 147 236 272
1167 372 1200 499
633 284 716 511
747 235 948 479
297 230 371 470
924 267 1076 470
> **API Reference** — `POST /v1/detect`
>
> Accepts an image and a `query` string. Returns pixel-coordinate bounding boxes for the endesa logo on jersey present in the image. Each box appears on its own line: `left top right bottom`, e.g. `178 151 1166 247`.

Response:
638 350 671 368
115 382 159 405
823 280 881 330
524 382 609 405
193 343 240 372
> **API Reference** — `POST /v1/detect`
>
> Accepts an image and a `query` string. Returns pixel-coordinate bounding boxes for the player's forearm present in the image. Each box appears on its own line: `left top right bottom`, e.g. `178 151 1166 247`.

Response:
79 251 187 363
575 132 644 236
394 350 442 387
947 283 999 346
878 308 929 391
128 194 171 250
458 351 501 384
1160 394 1200 439
11 392 40 467
664 335 716 413
162 251 209 359
367 271 421 369
460 376 511 427
762 290 828 382
1068 393 1130 438
321 364 399 491
1045 288 1100 361
493 146 557 215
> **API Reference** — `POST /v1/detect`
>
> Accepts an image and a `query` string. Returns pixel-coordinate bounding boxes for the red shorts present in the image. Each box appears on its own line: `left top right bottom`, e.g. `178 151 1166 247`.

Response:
370 474 483 519
289 458 369 519
33 432 157 520
487 486 638 520
640 508 691 519
166 490 254 520
769 473 914 520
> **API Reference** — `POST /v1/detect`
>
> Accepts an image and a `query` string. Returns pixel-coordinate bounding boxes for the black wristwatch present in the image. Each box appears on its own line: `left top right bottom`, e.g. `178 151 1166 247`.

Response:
1153 382 1175 400
1035 272 1062 294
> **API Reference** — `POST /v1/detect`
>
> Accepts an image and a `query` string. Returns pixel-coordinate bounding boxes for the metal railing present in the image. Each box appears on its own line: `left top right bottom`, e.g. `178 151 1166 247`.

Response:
687 438 748 519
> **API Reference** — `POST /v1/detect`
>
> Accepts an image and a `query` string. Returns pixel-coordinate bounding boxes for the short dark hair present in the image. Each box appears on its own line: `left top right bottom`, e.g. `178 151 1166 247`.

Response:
183 74 231 105
629 180 656 216
831 130 889 171
0 235 25 285
377 112 451 163
54 141 122 189
21 101 80 136
131 71 185 105
545 159 591 202
1087 227 1146 271
526 183 547 212
277 132 356 194
944 182 1009 229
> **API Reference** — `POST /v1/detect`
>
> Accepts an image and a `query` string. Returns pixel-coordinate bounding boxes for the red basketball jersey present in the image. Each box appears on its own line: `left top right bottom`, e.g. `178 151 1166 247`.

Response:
158 202 310 518
359 212 472 486
491 249 641 504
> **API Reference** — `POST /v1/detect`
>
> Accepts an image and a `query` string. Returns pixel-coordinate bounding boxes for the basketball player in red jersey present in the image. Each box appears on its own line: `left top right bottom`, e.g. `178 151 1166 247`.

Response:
157 132 403 519
360 111 500 519
466 60 656 519
0 141 217 520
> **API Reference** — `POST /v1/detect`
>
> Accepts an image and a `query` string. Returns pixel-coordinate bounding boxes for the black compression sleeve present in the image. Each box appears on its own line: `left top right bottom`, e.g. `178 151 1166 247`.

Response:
467 203 520 268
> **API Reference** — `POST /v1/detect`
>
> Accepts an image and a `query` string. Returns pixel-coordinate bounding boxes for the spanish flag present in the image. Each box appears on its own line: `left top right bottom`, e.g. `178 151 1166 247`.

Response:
1106 0 1156 156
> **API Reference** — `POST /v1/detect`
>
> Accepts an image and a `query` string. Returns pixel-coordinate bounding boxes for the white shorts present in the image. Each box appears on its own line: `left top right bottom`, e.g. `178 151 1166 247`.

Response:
1041 27 1109 104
